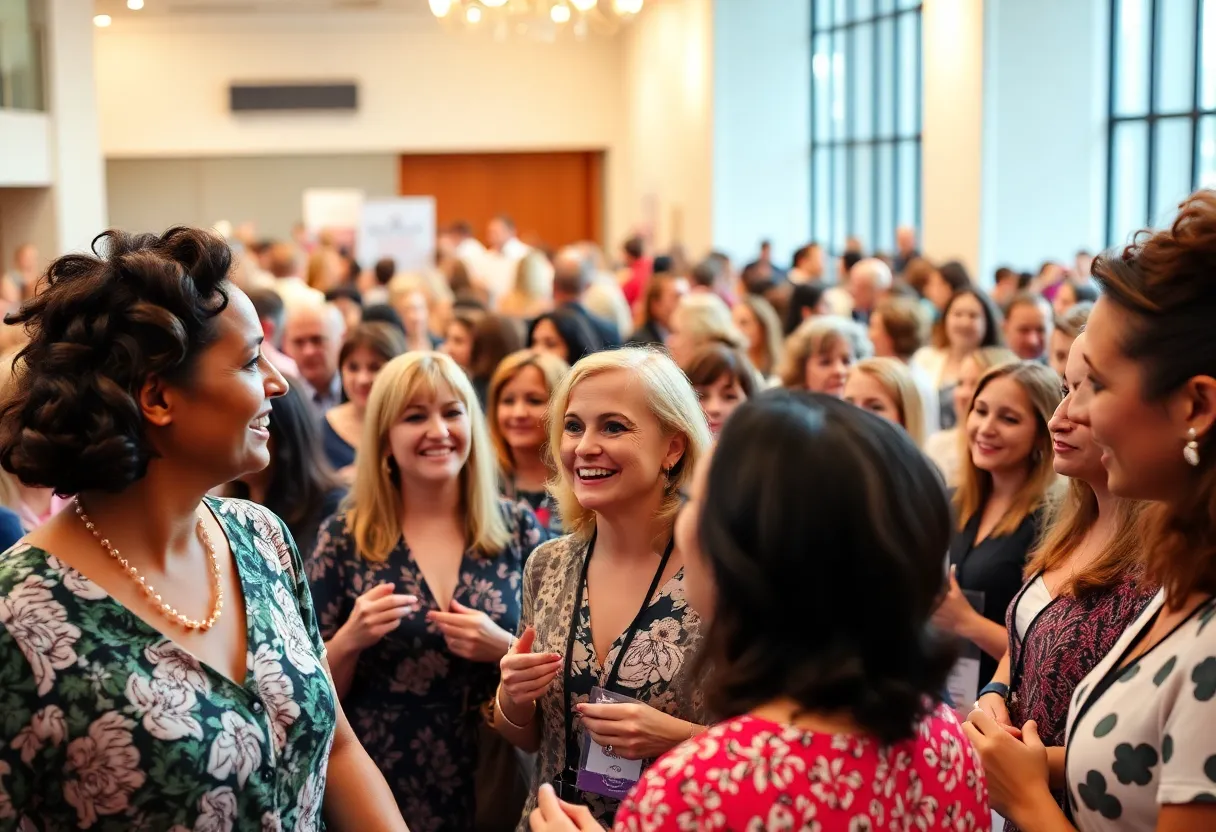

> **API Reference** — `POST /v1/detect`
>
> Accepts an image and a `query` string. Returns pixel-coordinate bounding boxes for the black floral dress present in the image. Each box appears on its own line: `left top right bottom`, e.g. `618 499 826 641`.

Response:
0 497 336 832
307 500 542 832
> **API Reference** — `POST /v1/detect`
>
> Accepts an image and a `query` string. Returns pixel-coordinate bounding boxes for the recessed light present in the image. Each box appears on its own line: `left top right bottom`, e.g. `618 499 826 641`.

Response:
93 14 113 26
128 0 145 9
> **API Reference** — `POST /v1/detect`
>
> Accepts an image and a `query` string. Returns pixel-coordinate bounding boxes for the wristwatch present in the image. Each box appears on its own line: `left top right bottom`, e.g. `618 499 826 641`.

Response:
977 681 1009 701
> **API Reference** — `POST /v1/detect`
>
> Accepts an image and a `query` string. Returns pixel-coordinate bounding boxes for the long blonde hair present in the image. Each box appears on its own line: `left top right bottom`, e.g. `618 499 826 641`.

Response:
954 361 1062 535
487 350 571 477
346 351 509 561
546 347 712 540
738 294 784 377
849 357 926 447
673 293 746 351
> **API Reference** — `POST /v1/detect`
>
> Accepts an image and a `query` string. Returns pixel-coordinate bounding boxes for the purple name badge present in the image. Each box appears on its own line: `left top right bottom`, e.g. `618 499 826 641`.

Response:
575 687 644 799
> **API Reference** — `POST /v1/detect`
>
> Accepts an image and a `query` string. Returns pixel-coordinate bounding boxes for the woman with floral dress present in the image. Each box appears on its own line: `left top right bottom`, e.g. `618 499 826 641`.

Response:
488 349 570 538
493 348 712 830
308 350 542 831
0 228 404 830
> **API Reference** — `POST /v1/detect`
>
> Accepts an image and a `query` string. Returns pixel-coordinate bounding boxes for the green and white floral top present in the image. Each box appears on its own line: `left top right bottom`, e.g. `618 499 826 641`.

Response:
0 497 337 832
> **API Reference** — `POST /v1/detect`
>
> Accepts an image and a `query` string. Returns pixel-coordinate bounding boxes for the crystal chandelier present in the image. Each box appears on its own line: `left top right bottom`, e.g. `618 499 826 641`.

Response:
428 0 647 40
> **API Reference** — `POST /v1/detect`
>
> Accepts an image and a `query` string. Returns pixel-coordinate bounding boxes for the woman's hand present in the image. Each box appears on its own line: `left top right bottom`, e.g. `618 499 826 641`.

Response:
500 626 562 709
976 690 1013 729
931 566 977 636
335 583 417 653
529 784 604 832
428 599 513 663
963 710 1053 823
577 701 692 761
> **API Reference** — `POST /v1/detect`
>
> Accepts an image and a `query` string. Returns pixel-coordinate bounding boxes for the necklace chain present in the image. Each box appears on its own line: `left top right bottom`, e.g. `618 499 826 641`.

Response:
74 498 224 632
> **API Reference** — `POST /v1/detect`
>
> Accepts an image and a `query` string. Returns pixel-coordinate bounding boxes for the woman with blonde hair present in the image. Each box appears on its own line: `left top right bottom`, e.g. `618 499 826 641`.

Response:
923 346 1019 486
731 294 784 380
498 250 554 320
493 347 712 829
309 351 544 828
665 292 746 368
843 357 927 446
490 349 571 537
777 315 873 396
932 361 1062 700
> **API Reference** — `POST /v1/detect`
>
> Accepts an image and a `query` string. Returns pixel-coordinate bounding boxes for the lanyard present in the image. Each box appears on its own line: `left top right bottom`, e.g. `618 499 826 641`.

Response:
561 529 675 775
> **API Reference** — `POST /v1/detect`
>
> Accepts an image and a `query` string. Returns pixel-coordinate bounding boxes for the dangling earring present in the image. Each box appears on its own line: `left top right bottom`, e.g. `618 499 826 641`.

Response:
1185 428 1201 467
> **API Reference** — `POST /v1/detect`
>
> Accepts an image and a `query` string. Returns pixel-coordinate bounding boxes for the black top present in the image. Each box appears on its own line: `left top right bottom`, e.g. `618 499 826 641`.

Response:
948 505 1043 685
565 301 622 348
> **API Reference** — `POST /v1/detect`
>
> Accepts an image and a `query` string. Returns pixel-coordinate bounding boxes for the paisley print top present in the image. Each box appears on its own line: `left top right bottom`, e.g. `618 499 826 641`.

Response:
0 497 336 832
515 534 705 831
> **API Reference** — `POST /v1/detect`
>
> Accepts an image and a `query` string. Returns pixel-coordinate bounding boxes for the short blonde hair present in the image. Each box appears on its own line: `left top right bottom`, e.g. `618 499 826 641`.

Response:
546 347 712 539
673 293 746 351
487 350 571 476
848 357 927 446
346 351 509 561
778 316 873 389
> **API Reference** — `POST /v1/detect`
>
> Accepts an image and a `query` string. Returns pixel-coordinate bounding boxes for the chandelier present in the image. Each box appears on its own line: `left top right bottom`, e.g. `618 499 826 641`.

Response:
428 0 647 40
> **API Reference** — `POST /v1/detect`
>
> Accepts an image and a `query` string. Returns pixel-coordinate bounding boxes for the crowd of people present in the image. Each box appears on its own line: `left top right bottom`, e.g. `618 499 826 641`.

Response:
0 191 1213 831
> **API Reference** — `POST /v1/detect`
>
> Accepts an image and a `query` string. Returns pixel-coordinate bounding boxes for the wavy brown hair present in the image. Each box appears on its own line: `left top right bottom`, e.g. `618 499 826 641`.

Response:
1092 189 1216 603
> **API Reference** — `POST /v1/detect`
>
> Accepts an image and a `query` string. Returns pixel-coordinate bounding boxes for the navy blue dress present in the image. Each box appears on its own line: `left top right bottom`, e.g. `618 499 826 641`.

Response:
321 419 356 472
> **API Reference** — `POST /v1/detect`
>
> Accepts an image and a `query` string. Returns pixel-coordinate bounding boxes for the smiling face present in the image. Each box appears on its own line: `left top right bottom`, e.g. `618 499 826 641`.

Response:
1049 332 1105 484
496 364 550 454
164 286 288 483
531 318 569 363
695 373 747 437
804 337 855 397
388 381 471 489
340 345 388 410
966 375 1038 476
844 371 902 428
558 369 685 515
945 293 987 352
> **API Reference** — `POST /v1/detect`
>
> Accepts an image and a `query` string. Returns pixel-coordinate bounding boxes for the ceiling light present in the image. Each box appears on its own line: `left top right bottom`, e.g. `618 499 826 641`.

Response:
429 0 452 16
465 5 482 22
551 4 571 22
127 0 145 9
93 14 112 26
571 0 596 10
613 0 642 12
483 0 509 6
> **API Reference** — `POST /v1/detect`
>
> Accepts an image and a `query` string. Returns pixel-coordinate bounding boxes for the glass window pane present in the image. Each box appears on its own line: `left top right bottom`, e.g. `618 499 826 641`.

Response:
832 146 848 253
877 17 895 137
1201 116 1216 190
855 0 874 19
1155 0 1196 113
897 11 918 135
897 0 919 9
1114 0 1151 115
852 24 875 140
876 144 896 252
853 145 875 248
1110 121 1150 244
897 140 918 227
813 148 832 244
875 0 894 12
1203 0 1216 109
834 0 847 26
814 0 833 29
831 30 847 141
813 34 832 143
1152 118 1195 225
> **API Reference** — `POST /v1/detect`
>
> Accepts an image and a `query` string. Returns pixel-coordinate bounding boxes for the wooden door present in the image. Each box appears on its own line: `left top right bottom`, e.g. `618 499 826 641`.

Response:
398 150 604 250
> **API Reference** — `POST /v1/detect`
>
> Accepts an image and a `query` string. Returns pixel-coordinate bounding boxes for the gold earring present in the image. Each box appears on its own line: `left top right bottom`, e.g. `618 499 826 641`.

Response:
1185 428 1201 467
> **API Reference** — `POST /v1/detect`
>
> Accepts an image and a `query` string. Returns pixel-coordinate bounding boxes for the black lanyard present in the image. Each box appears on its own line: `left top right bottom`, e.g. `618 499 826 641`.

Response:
561 529 675 775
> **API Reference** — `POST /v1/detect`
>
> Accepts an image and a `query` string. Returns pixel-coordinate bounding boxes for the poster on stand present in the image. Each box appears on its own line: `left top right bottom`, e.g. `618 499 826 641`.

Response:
303 188 365 251
357 197 437 274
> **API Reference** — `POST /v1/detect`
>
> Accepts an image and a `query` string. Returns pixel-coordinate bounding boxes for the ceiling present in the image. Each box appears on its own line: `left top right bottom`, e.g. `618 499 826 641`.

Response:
92 0 431 17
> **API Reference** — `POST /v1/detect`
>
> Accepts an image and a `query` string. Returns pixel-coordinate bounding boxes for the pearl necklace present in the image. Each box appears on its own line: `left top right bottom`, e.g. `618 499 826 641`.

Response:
74 498 224 632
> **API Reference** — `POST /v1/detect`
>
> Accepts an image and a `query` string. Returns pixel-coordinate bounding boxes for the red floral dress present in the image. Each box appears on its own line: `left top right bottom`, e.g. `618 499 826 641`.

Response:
615 704 988 831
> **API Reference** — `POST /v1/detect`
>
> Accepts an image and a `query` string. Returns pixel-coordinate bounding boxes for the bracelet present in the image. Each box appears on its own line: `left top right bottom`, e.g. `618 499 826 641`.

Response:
977 681 1010 701
495 685 536 730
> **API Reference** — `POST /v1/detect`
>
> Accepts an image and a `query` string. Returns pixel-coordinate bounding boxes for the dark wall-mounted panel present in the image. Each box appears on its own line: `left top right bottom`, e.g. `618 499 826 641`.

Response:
229 83 358 112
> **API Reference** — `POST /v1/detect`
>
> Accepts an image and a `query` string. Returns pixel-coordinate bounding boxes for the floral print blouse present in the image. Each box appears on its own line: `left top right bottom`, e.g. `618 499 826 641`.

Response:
615 705 989 830
516 533 705 831
307 500 543 832
0 497 336 832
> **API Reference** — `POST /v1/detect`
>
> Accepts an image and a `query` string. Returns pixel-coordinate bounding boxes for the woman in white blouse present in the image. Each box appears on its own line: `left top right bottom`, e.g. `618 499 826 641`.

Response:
966 190 1216 832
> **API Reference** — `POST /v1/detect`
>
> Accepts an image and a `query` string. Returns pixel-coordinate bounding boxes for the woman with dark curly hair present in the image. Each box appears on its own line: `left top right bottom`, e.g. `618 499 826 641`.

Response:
0 228 406 830
530 392 988 831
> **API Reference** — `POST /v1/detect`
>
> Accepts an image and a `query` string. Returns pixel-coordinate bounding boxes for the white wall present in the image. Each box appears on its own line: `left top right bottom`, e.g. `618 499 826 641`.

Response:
94 11 630 245
981 0 1107 278
617 0 714 257
0 111 52 186
711 0 810 265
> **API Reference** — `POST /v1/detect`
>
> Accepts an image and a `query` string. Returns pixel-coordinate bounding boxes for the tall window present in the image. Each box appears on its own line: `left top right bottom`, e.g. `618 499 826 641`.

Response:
811 0 922 256
1107 0 1216 245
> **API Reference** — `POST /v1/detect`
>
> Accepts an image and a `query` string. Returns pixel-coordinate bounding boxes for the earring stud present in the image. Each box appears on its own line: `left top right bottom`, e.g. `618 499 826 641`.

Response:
1185 428 1201 467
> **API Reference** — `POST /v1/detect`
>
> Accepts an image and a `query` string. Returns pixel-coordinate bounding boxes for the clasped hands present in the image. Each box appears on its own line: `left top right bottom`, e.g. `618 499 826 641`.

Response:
963 707 1053 824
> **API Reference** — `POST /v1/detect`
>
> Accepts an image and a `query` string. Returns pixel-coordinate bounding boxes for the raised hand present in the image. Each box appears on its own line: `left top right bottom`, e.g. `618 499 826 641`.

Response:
499 626 562 718
577 701 693 761
336 583 417 653
427 599 513 663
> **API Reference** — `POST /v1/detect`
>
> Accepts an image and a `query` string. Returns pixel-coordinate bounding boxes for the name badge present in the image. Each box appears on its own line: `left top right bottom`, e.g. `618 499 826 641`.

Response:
575 687 645 799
